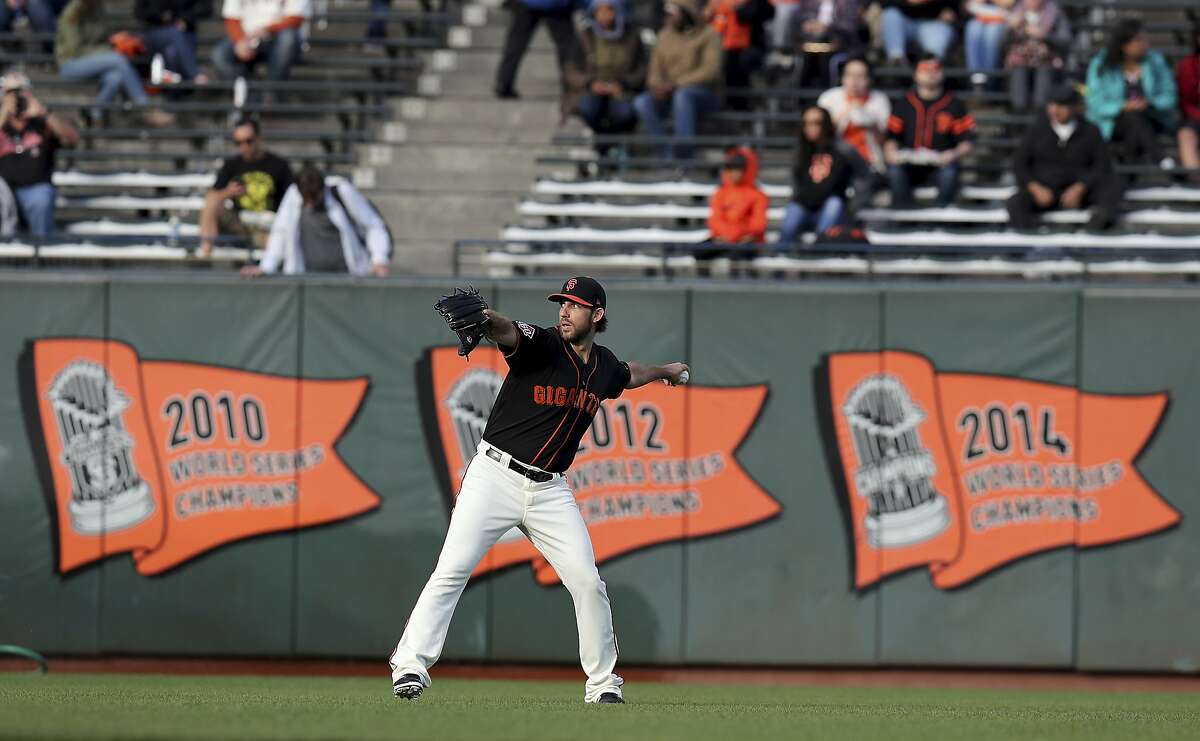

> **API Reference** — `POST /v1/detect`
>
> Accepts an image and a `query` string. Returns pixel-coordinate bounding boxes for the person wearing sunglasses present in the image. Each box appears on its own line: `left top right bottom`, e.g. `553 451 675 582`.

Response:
198 117 293 257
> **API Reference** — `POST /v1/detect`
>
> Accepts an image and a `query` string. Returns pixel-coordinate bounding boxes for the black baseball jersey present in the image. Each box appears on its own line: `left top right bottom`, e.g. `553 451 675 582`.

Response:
483 320 631 473
886 90 976 151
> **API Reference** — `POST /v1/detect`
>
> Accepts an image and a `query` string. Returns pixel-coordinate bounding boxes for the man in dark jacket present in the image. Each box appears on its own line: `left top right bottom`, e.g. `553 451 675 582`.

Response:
495 0 585 99
1006 83 1123 231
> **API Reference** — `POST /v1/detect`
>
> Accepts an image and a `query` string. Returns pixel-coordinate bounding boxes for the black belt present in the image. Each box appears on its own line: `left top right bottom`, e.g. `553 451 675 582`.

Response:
484 445 555 483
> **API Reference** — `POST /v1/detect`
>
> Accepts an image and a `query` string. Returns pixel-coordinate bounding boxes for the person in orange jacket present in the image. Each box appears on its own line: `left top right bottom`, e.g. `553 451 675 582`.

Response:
708 146 768 244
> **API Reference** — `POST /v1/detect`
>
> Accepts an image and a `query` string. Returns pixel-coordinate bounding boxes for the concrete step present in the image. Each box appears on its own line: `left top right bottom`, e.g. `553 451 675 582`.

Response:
440 70 562 100
388 118 561 145
435 47 558 79
396 96 561 128
392 240 467 275
374 191 514 240
368 144 542 191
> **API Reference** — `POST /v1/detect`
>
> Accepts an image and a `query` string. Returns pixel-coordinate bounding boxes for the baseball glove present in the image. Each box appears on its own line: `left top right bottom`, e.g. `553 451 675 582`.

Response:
434 286 491 358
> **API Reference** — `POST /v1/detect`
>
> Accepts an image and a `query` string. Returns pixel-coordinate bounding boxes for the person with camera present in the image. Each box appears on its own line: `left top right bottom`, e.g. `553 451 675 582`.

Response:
197 117 293 257
0 72 80 237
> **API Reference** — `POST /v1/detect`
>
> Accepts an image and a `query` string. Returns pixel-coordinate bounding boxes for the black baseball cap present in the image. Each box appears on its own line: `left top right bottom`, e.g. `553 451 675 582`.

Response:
547 276 606 309
1048 82 1081 105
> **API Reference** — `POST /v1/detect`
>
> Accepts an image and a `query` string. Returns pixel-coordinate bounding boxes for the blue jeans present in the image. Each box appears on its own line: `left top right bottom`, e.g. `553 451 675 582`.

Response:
0 0 65 33
212 28 303 81
367 0 390 39
888 163 960 207
575 93 637 133
632 85 720 159
964 19 1005 72
778 197 845 245
880 7 954 60
142 25 200 79
59 51 149 106
14 182 56 236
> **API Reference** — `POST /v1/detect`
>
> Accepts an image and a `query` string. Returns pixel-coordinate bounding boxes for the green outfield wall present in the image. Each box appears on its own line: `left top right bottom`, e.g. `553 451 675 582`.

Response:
1 274 1196 672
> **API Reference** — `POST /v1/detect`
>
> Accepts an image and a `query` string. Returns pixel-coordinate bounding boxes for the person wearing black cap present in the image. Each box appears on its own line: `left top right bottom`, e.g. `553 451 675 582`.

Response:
1007 82 1123 231
390 276 689 706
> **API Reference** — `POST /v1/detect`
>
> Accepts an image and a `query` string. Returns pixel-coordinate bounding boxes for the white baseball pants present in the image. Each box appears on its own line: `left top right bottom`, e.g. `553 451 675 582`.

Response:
390 441 624 702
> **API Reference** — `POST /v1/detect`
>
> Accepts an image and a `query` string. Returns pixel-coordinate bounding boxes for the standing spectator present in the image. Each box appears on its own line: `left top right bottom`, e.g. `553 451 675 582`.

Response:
706 0 772 110
493 0 584 99
570 0 646 135
884 55 974 207
56 0 176 127
212 0 309 83
633 0 723 161
242 165 392 276
1003 0 1070 111
878 0 957 65
963 0 1012 87
778 106 852 244
708 146 768 243
1007 83 1122 231
1085 18 1178 168
198 118 293 257
788 0 864 88
136 0 208 84
818 57 890 173
0 71 79 236
1176 24 1200 172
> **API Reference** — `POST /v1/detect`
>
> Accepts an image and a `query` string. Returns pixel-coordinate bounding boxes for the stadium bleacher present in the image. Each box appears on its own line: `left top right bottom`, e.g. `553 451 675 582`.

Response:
0 0 1196 277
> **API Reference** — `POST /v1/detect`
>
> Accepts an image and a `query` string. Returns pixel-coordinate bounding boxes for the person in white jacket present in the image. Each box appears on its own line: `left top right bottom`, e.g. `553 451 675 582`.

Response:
816 58 891 174
241 165 392 276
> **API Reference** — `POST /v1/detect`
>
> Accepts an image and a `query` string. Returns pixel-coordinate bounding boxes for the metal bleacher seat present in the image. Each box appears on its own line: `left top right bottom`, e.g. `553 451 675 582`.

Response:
0 0 460 264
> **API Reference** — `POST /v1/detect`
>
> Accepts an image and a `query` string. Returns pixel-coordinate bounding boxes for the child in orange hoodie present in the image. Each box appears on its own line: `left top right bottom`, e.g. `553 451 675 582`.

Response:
708 147 769 244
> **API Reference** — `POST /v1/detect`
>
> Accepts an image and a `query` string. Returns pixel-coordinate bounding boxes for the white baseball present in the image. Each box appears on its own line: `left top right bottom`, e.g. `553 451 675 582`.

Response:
678 369 689 385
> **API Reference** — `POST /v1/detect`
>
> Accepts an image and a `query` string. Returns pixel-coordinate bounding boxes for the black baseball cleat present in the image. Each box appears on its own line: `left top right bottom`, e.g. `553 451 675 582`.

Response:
598 692 625 704
393 674 424 700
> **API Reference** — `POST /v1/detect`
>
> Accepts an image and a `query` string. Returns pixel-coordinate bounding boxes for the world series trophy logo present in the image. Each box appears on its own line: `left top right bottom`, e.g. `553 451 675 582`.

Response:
46 360 155 535
842 373 949 549
445 367 504 479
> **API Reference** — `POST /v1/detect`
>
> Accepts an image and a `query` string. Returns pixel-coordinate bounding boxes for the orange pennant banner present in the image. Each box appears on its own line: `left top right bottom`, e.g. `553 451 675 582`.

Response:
822 350 1179 589
26 338 380 575
419 346 780 585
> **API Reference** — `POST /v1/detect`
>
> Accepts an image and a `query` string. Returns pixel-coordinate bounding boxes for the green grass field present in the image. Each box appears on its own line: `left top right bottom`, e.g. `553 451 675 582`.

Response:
2 673 1200 741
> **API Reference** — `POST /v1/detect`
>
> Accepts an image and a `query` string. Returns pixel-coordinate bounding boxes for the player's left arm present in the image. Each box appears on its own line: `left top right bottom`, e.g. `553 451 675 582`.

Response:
625 361 690 389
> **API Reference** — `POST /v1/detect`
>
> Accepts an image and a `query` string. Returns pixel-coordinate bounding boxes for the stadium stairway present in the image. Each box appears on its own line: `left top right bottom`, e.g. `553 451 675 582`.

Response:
362 0 586 274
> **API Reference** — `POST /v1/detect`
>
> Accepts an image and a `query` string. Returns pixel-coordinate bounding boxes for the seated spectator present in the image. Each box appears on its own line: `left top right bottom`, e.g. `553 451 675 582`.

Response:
1176 25 1200 172
494 0 584 99
708 147 768 243
56 0 176 127
198 118 293 257
706 0 772 110
633 0 722 161
884 56 974 206
136 0 207 84
778 106 852 244
0 71 79 236
1085 18 1178 168
1007 83 1122 231
0 0 66 48
878 0 956 65
784 0 863 88
818 57 890 173
242 165 392 276
963 0 1012 87
569 0 646 136
1003 0 1070 111
212 0 309 83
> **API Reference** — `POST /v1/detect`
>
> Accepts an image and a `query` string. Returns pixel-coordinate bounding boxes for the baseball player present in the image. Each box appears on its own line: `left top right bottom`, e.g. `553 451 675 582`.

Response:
391 277 690 704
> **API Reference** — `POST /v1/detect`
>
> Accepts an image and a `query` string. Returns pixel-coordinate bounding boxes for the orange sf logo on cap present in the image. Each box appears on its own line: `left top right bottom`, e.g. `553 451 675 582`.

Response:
566 278 577 291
